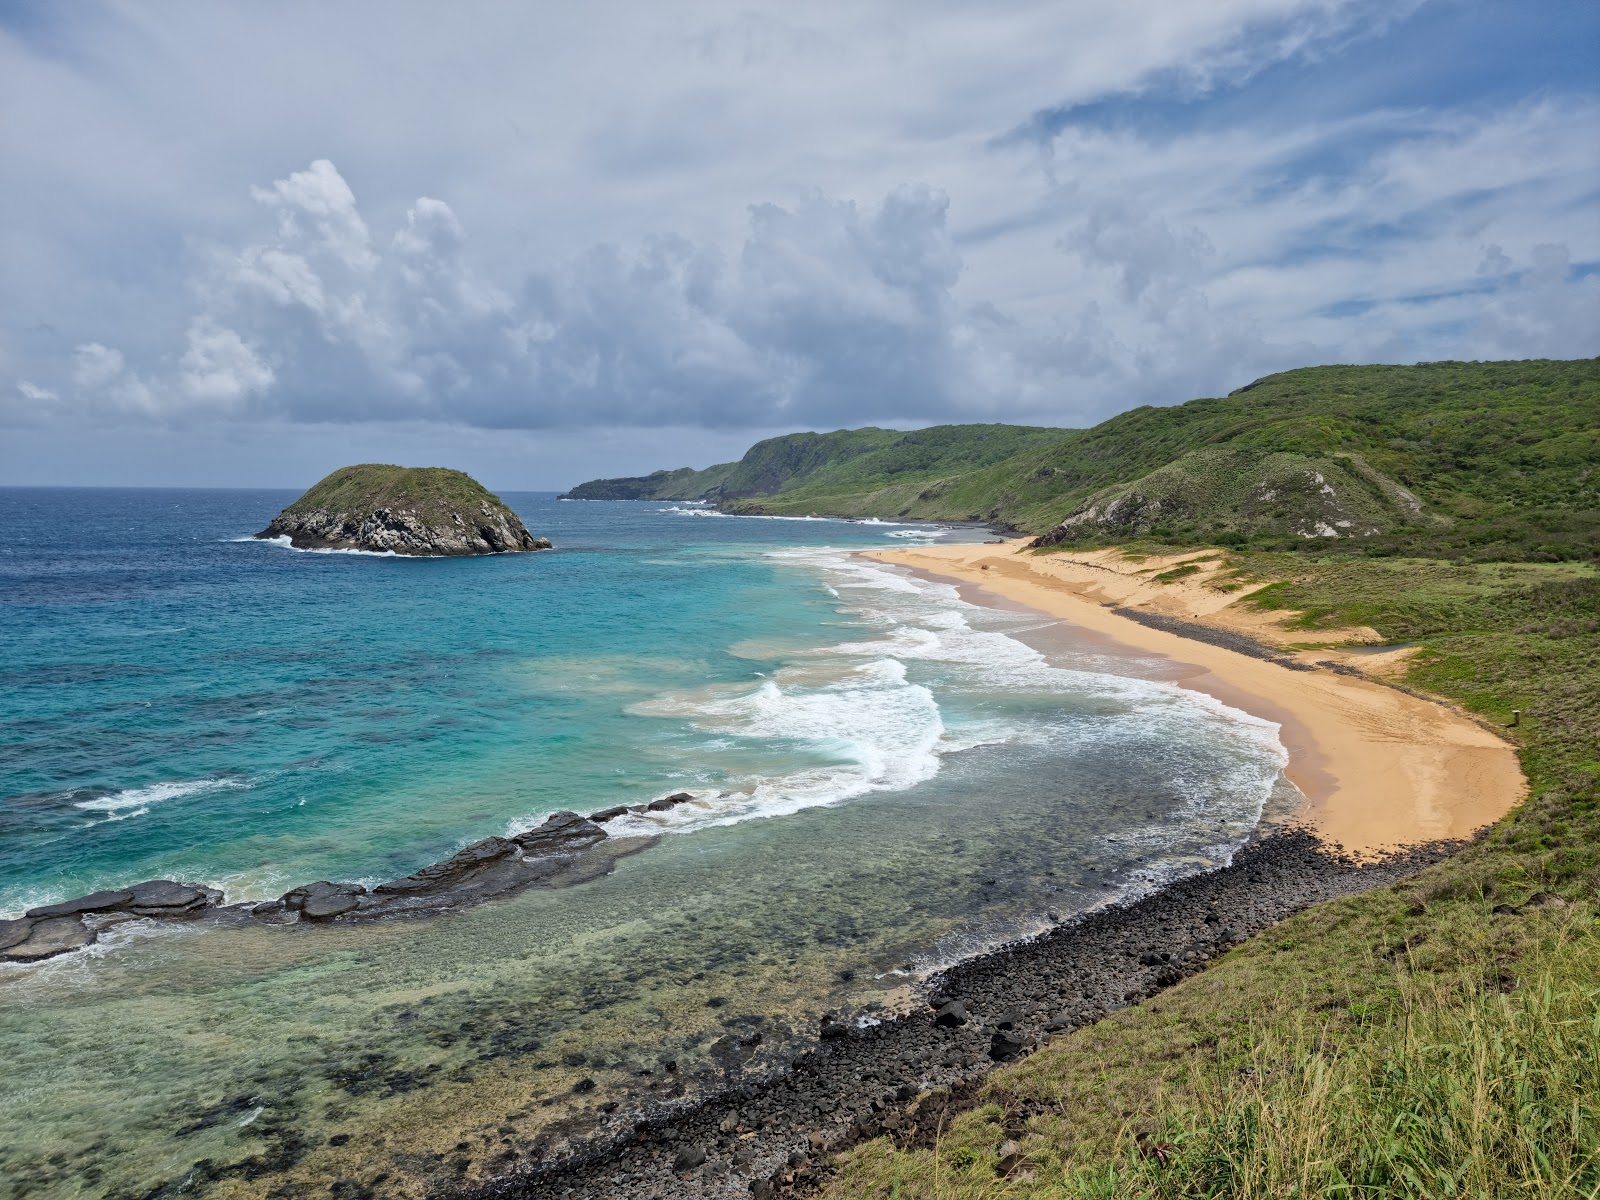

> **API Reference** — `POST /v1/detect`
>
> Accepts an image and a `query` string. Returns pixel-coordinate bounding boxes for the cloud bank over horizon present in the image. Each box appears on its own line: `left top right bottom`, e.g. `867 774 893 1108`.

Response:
2 0 1596 484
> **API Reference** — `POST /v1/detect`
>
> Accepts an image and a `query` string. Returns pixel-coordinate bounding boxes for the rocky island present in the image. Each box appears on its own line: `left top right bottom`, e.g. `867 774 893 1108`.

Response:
256 464 551 555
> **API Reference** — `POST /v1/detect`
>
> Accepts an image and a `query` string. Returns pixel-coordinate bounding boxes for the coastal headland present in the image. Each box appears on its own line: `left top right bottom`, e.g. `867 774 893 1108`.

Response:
867 540 1525 854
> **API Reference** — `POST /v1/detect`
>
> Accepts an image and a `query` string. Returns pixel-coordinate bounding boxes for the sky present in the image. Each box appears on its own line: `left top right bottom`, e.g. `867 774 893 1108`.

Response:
2 0 1597 489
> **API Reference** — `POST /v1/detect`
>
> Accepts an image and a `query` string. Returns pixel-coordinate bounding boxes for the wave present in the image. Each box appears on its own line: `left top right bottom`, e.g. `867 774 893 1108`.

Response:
73 777 247 824
619 656 957 831
233 535 411 558
655 507 946 533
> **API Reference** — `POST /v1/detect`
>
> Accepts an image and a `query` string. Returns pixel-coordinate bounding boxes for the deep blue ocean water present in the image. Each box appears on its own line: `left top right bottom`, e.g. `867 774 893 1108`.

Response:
0 488 1293 1197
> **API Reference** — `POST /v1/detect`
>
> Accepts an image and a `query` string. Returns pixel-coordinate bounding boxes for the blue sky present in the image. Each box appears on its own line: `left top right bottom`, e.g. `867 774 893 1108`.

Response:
2 0 1596 487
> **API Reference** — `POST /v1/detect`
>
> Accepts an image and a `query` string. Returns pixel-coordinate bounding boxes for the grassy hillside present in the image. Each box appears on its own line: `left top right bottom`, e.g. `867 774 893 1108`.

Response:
1033 445 1433 545
562 424 1062 505
566 359 1600 560
285 464 514 520
823 554 1600 1199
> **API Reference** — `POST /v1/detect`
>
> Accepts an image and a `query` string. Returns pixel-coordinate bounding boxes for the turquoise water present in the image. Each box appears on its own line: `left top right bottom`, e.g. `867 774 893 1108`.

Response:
0 492 984 911
0 490 1291 1197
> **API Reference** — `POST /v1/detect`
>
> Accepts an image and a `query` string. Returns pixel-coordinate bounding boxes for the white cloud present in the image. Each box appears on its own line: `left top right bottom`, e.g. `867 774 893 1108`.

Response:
71 342 125 389
0 1 1595 451
178 319 274 406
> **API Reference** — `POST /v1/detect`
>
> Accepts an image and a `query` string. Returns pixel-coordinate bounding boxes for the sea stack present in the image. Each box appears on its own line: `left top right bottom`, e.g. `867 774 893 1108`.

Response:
256 464 552 556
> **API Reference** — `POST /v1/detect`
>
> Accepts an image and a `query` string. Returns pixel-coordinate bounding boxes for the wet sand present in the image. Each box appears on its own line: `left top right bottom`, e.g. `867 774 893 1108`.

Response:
867 541 1525 853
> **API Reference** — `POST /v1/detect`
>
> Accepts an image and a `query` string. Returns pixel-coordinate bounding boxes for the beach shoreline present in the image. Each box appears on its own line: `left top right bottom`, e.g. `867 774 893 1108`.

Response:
464 829 1464 1200
865 540 1525 854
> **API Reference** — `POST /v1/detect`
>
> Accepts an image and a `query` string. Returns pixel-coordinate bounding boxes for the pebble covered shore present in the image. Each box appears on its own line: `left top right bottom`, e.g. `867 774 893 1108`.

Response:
458 827 1461 1200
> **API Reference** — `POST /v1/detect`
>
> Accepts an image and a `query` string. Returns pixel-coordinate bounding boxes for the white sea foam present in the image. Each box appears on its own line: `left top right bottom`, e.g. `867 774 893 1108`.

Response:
239 535 408 558
655 507 937 530
602 546 1285 852
73 778 246 824
616 655 954 831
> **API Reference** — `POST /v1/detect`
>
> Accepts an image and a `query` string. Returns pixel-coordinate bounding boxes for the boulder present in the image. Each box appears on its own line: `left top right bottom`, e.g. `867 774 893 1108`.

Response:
301 890 363 921
374 836 519 895
588 806 632 823
672 1145 707 1173
281 881 367 919
933 1001 969 1028
989 1029 1026 1061
123 880 222 918
25 888 135 919
2 915 96 962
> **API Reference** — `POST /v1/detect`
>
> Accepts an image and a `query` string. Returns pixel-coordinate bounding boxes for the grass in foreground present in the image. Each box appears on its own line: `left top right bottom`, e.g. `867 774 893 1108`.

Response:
824 554 1600 1199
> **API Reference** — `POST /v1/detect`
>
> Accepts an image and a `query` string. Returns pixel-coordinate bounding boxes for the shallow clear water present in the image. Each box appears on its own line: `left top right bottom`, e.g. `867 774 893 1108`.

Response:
0 490 1288 1198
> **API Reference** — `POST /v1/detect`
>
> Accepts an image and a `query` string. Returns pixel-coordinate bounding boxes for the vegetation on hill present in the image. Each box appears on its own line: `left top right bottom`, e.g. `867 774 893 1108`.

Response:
565 359 1600 560
562 424 1063 505
822 553 1600 1199
1033 445 1432 544
283 464 515 522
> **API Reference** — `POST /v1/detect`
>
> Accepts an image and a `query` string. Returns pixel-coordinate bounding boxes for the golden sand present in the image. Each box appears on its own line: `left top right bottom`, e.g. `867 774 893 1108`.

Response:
866 541 1524 854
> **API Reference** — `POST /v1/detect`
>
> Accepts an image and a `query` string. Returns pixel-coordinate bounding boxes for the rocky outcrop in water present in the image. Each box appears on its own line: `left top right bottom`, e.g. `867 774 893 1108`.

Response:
256 464 552 556
1 880 223 963
247 811 657 923
3 813 657 964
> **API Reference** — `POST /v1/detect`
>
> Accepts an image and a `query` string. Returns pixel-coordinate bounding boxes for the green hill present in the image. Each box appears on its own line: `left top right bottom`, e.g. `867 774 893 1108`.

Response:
566 359 1599 560
561 424 1064 506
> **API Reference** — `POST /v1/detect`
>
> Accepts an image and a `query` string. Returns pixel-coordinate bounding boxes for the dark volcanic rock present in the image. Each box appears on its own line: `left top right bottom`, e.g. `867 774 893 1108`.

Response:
124 880 222 917
291 882 368 921
450 830 1466 1200
375 837 519 895
513 812 607 856
0 917 36 951
25 888 135 918
989 1030 1027 1061
933 1001 969 1028
281 881 368 916
671 1145 707 1174
587 806 632 823
3 915 95 961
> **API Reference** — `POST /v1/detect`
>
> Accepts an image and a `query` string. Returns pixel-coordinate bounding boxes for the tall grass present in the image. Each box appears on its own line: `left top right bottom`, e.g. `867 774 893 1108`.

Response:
1072 920 1600 1199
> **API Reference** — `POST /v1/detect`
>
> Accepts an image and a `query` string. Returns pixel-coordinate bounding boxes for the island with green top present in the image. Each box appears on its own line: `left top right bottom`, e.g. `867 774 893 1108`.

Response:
256 464 551 556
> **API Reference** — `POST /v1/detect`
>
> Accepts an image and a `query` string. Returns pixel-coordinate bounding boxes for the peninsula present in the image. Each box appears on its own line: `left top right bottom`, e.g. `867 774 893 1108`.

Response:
257 464 551 555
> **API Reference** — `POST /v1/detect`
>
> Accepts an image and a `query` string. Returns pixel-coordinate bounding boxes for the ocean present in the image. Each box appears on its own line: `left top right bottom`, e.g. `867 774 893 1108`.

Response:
0 489 1290 1197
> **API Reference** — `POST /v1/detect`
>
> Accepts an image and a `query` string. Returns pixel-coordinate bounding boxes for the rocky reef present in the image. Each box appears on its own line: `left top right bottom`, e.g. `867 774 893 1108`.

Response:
257 464 551 556
1 880 223 963
0 804 683 964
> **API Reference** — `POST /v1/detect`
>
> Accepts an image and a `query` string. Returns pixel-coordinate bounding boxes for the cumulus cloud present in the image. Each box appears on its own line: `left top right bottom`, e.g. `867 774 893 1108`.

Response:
0 1 1596 449
178 319 275 406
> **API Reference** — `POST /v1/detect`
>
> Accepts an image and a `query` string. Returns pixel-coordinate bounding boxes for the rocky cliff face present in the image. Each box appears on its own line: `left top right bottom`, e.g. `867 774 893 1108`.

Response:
255 465 552 556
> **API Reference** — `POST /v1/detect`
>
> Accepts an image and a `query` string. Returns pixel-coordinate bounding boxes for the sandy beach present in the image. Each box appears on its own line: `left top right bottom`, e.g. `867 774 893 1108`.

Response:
867 541 1525 853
